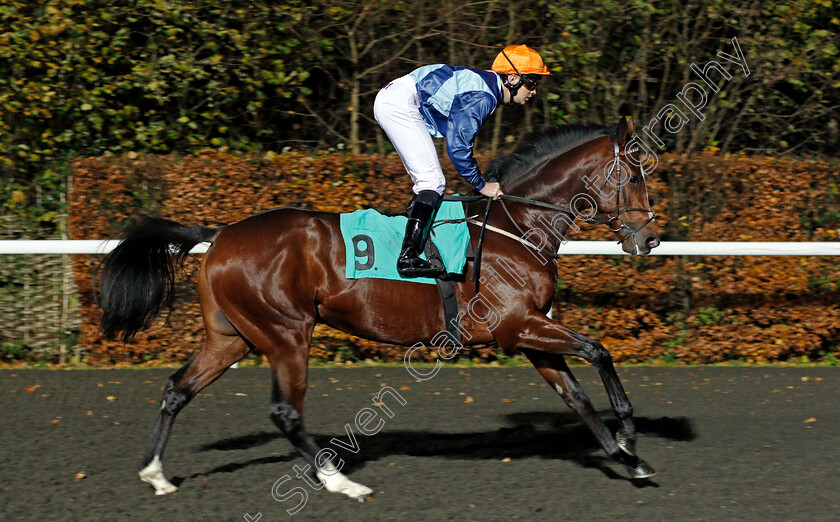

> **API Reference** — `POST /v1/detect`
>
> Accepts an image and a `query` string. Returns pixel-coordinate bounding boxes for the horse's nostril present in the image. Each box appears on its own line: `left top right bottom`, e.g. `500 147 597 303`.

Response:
646 237 660 249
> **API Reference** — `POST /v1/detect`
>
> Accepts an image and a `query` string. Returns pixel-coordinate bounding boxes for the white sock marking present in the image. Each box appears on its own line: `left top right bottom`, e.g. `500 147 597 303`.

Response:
316 463 372 501
139 456 178 495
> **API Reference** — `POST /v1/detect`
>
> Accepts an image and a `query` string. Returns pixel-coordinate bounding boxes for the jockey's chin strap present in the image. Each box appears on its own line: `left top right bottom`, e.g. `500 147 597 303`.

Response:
440 134 656 261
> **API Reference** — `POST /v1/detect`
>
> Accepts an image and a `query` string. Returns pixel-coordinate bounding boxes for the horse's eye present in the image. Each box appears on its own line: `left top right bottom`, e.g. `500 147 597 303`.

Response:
629 176 639 184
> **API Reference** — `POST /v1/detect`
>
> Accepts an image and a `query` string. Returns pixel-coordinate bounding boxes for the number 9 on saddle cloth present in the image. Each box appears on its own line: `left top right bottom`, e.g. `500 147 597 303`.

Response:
339 201 471 285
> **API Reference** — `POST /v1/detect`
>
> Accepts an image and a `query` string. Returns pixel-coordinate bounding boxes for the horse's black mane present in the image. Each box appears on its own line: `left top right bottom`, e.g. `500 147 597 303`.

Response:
484 123 612 183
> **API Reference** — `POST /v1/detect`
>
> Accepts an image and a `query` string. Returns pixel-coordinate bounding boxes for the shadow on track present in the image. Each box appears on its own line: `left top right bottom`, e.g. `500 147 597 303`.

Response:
182 412 694 486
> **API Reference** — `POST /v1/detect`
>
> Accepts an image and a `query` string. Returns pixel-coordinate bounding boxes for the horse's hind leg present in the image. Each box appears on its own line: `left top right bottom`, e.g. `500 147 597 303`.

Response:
139 331 248 495
522 349 655 479
249 322 373 501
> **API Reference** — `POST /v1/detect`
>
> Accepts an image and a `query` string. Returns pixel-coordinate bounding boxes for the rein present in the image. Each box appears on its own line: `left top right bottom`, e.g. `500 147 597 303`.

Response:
438 134 656 259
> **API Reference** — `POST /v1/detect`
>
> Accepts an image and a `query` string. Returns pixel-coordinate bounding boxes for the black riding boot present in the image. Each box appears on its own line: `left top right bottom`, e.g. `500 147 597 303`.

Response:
397 190 445 278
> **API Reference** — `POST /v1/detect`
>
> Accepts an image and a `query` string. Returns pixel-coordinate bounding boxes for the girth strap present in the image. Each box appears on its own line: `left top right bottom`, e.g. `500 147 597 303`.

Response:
423 238 461 347
470 198 493 292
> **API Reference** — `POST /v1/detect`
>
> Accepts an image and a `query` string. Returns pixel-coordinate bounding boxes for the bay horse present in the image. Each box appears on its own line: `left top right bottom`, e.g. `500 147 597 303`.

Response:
97 116 660 499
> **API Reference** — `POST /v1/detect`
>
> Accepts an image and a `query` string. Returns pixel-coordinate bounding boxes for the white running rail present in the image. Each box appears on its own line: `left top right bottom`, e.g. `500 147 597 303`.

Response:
1 240 839 256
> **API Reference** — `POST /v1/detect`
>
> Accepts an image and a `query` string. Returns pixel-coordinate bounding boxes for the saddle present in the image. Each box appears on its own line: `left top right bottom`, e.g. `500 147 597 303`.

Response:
339 201 471 346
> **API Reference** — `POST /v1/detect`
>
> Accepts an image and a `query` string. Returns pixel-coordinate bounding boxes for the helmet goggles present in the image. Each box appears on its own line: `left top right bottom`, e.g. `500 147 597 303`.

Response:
520 74 541 90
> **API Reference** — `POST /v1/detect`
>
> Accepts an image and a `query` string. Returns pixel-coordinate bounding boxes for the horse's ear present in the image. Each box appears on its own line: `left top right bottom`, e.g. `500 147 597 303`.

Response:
616 116 629 146
616 116 634 146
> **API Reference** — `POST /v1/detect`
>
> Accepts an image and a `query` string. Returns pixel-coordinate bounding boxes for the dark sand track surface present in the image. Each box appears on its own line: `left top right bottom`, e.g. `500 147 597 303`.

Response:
2 366 838 520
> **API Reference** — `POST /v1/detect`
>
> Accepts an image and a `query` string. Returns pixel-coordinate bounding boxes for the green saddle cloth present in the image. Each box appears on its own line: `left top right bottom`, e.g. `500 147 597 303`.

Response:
339 201 470 285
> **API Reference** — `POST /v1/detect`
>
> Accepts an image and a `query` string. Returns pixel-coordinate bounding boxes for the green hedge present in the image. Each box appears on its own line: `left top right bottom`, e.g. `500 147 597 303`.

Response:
2 1 838 234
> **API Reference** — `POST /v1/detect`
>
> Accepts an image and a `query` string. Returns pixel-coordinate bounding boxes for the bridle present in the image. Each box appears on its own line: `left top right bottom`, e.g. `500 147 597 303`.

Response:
587 136 657 247
441 134 656 259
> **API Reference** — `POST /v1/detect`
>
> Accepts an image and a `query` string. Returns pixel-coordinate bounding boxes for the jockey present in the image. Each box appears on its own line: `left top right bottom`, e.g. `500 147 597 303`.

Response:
374 44 550 278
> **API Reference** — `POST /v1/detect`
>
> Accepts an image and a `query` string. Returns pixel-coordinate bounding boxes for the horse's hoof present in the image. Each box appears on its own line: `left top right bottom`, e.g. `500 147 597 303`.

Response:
153 485 178 496
629 461 656 480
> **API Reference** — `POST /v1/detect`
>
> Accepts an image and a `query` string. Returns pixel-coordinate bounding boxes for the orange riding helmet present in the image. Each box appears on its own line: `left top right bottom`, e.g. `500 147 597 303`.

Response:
491 45 550 76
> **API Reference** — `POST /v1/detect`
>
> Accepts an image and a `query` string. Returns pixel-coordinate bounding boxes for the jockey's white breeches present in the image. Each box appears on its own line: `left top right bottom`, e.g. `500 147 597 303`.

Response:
373 76 445 195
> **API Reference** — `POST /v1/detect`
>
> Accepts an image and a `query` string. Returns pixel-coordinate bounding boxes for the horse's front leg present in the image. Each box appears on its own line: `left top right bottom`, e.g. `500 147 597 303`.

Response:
509 314 655 479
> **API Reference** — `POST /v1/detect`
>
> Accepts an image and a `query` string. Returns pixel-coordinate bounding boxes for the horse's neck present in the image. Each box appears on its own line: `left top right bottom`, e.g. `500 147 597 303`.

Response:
502 166 589 242
466 135 610 252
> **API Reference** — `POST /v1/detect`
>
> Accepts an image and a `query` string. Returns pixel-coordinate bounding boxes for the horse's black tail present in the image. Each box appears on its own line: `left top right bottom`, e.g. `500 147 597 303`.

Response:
96 216 219 342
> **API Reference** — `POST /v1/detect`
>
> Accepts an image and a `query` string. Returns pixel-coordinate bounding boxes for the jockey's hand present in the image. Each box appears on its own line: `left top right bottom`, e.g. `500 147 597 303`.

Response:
479 182 503 200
